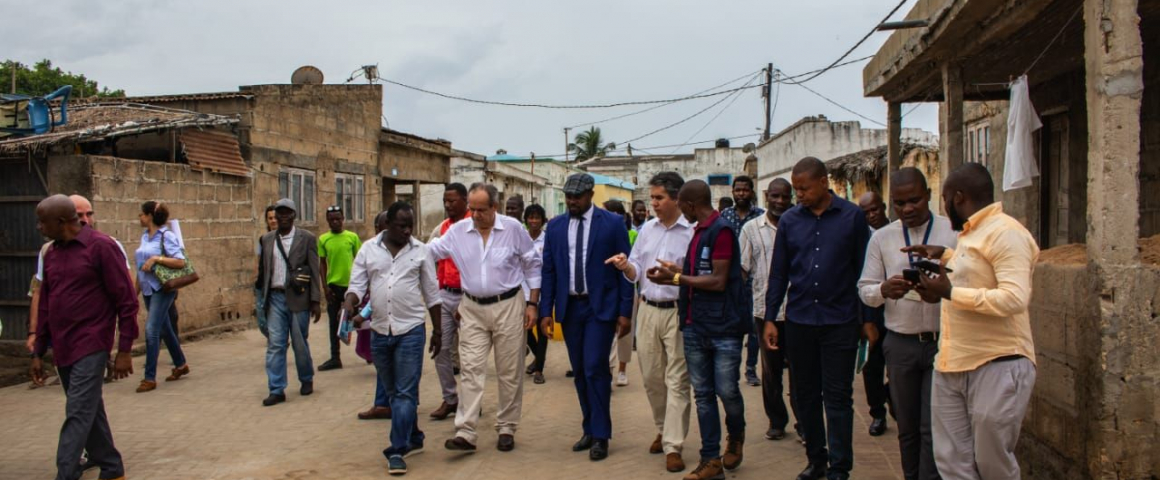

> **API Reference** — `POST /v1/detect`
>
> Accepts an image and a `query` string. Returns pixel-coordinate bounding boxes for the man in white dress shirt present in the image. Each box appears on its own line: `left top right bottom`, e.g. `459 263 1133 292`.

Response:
344 201 442 475
857 168 957 480
427 183 542 454
606 172 694 473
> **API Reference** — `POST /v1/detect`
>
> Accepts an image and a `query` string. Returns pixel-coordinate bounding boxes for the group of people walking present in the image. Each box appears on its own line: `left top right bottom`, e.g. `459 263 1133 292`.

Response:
30 155 1040 480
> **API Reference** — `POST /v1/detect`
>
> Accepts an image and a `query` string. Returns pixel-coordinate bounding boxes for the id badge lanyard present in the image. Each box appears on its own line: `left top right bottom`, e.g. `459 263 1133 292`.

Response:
903 213 934 266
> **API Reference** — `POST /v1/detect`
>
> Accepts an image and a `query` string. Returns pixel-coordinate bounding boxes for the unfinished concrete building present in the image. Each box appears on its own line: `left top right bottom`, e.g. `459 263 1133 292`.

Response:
864 0 1158 477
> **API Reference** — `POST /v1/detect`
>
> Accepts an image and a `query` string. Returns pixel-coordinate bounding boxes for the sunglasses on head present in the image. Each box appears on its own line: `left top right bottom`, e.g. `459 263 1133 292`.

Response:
326 206 342 213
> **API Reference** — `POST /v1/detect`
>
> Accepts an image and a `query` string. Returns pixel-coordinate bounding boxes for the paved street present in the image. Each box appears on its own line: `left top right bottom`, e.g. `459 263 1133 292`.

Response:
0 326 902 480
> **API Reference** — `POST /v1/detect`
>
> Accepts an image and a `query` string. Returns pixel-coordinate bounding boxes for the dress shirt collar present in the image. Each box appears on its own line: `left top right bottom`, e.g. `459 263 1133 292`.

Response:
753 213 779 230
466 214 505 233
278 227 296 239
378 234 421 254
657 214 692 230
59 225 95 247
572 205 594 221
962 202 1002 234
693 211 721 233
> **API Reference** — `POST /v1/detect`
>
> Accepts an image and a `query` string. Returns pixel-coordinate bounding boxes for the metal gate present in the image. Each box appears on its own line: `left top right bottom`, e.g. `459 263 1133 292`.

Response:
0 156 48 340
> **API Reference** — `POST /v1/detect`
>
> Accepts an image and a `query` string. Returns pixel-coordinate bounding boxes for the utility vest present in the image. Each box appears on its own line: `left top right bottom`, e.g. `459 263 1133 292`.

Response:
677 216 751 337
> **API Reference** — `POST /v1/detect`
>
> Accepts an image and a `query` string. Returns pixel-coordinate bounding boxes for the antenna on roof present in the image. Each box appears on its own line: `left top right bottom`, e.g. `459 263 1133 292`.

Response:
291 66 324 85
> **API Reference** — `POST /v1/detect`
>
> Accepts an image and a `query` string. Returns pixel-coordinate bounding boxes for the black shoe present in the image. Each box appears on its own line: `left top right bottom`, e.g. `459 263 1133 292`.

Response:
300 381 314 396
453 367 461 376
526 364 535 375
795 463 828 480
444 437 476 452
765 427 786 440
589 439 608 461
262 393 286 406
869 417 888 437
572 434 594 452
565 370 575 378
497 434 515 452
318 358 342 371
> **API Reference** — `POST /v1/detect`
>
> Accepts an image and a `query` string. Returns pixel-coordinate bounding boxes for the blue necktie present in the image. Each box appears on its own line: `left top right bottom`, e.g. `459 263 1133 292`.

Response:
574 217 586 294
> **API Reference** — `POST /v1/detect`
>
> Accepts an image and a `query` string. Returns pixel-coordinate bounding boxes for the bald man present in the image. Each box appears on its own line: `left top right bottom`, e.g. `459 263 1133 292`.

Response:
856 191 891 437
904 163 1038 479
31 195 138 480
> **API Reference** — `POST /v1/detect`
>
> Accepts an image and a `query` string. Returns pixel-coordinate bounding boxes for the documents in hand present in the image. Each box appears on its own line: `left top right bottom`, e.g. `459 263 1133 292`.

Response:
337 309 354 345
855 338 870 374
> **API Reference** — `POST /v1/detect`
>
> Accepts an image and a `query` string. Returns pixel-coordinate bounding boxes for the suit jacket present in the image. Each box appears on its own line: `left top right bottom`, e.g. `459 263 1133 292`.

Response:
539 207 633 323
258 228 322 313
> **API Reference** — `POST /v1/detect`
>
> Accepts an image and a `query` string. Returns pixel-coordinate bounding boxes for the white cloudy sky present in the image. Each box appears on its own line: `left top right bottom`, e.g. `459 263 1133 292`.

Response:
11 0 938 157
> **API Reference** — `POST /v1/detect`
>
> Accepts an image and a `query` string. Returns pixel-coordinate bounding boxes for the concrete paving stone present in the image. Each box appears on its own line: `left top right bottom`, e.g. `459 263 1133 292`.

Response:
0 326 902 480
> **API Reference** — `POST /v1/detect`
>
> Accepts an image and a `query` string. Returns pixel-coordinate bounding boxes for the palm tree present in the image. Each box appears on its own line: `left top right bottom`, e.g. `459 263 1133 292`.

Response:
568 127 616 161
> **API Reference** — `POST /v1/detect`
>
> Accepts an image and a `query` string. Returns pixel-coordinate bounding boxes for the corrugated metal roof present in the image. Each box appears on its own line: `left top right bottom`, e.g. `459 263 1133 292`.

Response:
181 129 249 177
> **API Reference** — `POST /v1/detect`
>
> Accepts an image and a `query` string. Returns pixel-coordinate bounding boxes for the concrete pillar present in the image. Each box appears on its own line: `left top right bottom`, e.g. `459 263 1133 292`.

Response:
382 178 397 211
411 180 423 234
1081 0 1150 478
940 63 965 177
886 101 903 218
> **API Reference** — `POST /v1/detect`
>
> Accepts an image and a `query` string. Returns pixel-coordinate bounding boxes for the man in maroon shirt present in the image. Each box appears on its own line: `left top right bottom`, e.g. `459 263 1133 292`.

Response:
30 194 138 480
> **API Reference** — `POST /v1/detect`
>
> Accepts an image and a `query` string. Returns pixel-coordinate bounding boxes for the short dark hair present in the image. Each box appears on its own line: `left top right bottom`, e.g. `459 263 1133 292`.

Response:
603 199 626 215
947 162 995 205
446 182 468 199
648 171 685 200
733 175 754 189
524 204 546 222
142 201 170 226
791 157 827 180
769 177 791 191
718 197 734 209
890 167 929 190
680 180 713 207
386 201 413 223
632 199 646 208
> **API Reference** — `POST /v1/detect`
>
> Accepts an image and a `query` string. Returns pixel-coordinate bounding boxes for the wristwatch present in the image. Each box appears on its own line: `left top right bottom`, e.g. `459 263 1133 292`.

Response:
526 301 538 307
672 273 681 286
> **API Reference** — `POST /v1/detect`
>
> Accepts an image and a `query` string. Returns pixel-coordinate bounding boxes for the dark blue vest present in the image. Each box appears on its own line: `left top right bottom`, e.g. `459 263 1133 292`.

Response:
677 216 751 337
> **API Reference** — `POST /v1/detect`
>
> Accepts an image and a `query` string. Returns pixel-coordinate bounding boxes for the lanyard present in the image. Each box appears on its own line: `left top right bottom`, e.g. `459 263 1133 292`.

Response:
903 213 934 265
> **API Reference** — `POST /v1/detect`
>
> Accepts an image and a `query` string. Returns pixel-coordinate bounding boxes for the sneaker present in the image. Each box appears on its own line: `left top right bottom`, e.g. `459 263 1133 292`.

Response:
683 458 725 480
745 368 760 386
318 358 342 371
616 371 629 386
387 455 407 475
722 435 743 470
404 444 424 458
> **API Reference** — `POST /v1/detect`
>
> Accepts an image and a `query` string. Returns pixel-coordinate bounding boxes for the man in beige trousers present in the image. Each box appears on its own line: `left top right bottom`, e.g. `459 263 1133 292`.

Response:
426 183 542 453
606 172 694 473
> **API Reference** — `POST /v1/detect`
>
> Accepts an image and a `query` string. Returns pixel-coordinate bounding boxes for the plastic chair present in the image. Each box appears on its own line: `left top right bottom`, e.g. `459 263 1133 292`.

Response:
0 85 72 136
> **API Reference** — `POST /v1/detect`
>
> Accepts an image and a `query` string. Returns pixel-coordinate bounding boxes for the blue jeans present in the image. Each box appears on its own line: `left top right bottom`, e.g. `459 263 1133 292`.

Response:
143 291 186 381
265 291 314 395
683 329 746 461
371 328 426 457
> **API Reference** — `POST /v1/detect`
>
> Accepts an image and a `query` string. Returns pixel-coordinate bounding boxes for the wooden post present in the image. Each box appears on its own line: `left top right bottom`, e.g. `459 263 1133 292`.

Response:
886 101 902 217
940 62 965 180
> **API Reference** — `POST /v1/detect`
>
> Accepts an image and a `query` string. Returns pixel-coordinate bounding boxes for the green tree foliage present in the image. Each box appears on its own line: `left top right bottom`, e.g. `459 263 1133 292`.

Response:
0 59 125 98
567 126 616 161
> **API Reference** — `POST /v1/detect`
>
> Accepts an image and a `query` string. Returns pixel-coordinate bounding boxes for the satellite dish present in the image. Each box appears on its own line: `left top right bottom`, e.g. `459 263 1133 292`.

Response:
291 66 324 85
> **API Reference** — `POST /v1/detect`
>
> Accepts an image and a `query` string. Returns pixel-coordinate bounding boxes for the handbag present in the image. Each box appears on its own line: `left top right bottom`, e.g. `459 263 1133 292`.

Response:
153 230 199 292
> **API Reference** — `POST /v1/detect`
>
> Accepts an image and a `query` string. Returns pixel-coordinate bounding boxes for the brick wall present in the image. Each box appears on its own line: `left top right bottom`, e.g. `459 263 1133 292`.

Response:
79 155 255 338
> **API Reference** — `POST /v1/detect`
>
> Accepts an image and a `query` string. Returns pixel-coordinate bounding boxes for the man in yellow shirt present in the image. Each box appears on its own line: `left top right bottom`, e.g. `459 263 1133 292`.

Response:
905 163 1039 480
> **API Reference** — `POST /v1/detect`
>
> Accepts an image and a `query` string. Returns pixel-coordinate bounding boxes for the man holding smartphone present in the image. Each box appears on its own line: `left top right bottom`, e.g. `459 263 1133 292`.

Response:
856 168 956 480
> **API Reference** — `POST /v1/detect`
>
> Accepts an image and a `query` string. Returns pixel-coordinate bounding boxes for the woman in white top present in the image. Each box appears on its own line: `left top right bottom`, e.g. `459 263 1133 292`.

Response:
523 204 549 384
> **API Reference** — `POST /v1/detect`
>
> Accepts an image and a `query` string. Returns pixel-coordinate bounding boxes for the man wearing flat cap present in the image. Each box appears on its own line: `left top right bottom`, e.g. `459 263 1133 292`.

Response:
539 173 634 461
257 198 323 407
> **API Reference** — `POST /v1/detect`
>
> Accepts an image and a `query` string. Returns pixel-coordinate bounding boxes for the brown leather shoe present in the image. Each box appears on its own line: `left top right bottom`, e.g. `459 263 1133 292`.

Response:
444 436 476 452
165 364 190 382
722 434 744 470
136 380 157 393
683 458 724 480
429 401 457 420
649 433 663 454
497 434 515 452
358 406 392 420
666 452 686 472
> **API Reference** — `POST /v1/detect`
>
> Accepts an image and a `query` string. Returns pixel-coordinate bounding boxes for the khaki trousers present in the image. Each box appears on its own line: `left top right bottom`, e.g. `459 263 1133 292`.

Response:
932 357 1036 480
635 302 691 454
610 294 637 367
454 294 526 444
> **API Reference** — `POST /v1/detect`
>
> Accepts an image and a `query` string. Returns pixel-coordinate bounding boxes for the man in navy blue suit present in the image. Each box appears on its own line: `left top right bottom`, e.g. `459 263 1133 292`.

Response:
539 173 634 462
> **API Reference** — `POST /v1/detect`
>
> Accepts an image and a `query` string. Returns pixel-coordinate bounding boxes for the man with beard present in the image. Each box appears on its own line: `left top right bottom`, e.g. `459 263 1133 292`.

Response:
858 168 956 480
856 191 891 437
719 175 764 387
904 162 1038 479
740 178 798 442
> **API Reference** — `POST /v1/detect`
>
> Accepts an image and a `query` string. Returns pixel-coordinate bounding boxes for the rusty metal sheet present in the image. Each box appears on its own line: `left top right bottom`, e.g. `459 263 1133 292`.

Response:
181 129 249 177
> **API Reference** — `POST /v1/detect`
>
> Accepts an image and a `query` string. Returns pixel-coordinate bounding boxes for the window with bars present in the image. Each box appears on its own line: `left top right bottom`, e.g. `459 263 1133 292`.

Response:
278 168 316 222
334 173 365 222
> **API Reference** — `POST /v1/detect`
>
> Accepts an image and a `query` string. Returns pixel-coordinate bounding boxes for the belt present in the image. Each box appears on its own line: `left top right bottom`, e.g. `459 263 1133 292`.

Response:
269 287 286 293
890 331 939 343
464 287 521 305
990 354 1025 363
441 287 464 294
569 294 589 301
642 296 676 309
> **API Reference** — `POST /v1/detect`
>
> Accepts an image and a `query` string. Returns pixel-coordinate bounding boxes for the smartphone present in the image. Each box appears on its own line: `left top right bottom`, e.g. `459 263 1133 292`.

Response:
913 259 952 275
902 268 921 283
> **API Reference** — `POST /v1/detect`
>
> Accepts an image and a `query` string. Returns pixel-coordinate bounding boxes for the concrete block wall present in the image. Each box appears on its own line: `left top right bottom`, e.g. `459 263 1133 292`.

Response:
81 155 255 339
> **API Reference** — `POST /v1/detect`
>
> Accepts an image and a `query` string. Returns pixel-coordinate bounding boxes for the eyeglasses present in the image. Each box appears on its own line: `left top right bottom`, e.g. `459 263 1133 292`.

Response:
326 206 342 213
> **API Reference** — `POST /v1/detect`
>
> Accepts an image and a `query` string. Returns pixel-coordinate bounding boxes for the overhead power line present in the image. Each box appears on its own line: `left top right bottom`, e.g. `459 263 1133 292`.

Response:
612 72 763 146
780 0 909 85
565 69 762 129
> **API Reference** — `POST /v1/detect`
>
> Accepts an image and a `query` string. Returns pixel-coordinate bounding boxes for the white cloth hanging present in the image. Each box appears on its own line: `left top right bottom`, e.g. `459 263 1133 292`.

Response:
1003 75 1042 191
168 219 186 249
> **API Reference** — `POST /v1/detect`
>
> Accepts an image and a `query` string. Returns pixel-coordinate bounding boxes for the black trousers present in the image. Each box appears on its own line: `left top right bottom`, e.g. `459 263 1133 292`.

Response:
56 351 123 480
760 320 797 430
526 326 549 373
862 321 890 420
883 332 941 480
326 285 347 359
786 321 858 476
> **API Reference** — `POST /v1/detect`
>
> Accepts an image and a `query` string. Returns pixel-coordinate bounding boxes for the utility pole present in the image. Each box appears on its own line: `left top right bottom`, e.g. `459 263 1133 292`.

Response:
563 127 571 162
10 61 16 94
762 63 773 141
